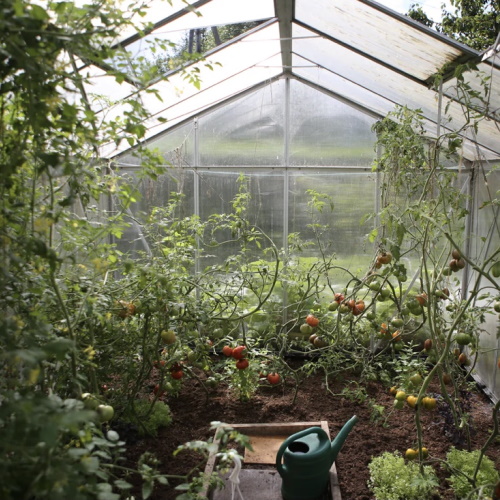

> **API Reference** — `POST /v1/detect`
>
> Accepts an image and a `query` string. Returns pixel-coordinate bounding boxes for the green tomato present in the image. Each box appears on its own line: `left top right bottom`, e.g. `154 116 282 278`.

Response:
393 399 405 409
212 328 224 339
410 304 423 315
455 332 472 346
339 304 351 314
96 404 114 422
300 323 313 335
391 317 404 328
161 329 177 345
82 393 99 410
491 261 500 278
187 350 199 363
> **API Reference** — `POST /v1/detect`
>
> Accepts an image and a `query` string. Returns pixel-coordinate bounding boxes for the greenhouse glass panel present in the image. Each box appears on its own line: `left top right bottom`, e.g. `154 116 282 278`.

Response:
291 24 496 161
291 25 440 119
292 55 392 119
198 80 285 166
197 169 284 268
118 121 196 167
295 0 471 82
470 166 500 400
114 167 195 258
120 0 275 70
102 25 283 157
289 80 377 166
442 63 499 113
79 65 136 103
114 0 209 45
288 170 376 294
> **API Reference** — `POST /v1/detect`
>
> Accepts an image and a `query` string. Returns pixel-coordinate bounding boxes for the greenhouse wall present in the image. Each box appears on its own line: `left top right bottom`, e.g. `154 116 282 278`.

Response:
115 76 500 401
470 165 500 401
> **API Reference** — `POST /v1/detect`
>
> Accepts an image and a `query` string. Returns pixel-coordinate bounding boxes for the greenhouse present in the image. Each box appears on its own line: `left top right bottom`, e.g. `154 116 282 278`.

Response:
1 0 500 499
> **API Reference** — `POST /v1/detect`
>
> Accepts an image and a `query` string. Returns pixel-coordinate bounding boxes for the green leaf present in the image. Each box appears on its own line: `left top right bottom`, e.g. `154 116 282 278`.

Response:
142 481 153 499
30 4 49 20
44 338 74 359
114 479 132 490
97 492 120 500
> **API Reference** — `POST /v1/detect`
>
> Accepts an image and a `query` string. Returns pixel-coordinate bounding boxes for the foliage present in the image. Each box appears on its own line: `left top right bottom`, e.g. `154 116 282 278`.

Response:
408 0 500 51
0 391 164 500
1 0 499 498
445 448 500 498
0 0 191 498
122 400 173 437
173 422 252 500
368 451 439 500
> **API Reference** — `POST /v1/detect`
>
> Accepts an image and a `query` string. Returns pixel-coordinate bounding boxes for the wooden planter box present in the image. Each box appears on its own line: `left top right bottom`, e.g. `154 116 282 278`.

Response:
203 422 341 500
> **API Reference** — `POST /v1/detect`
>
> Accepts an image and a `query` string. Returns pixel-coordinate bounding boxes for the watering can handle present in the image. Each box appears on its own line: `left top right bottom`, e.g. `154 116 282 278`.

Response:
276 426 326 475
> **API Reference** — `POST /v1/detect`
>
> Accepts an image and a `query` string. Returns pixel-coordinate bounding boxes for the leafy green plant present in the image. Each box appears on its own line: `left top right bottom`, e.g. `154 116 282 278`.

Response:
122 400 173 437
368 451 439 500
445 448 499 499
173 422 252 500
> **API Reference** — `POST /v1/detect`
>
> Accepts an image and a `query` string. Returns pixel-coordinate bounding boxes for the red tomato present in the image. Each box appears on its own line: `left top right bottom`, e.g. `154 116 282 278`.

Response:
267 373 280 385
416 293 428 306
222 345 233 357
334 293 345 303
236 359 249 370
171 370 184 379
305 314 319 327
232 345 246 360
170 362 182 372
153 384 164 396
377 251 392 265
346 299 356 310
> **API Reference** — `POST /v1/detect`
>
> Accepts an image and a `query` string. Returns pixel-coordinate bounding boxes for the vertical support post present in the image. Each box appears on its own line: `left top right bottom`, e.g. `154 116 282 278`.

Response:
282 77 291 323
371 143 382 353
436 79 443 139
194 117 201 279
462 161 475 300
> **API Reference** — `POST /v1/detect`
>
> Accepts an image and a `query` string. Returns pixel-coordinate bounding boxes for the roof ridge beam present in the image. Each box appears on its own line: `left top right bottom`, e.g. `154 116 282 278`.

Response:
274 0 293 73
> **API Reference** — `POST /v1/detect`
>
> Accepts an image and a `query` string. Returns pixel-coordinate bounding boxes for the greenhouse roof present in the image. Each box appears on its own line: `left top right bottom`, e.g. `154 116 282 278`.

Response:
81 0 500 162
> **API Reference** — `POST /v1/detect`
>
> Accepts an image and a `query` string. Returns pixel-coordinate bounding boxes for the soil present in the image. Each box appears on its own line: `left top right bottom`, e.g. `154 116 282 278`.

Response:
122 358 500 500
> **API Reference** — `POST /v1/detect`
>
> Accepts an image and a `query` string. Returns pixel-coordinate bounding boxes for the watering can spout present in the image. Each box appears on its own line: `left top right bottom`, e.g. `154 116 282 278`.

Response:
330 415 359 463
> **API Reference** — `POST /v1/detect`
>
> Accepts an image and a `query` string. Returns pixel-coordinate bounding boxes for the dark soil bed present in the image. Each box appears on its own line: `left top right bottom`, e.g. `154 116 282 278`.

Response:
122 359 500 500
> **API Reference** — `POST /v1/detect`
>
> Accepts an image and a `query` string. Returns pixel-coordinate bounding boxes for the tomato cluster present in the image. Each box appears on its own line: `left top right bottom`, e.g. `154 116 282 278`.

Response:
170 361 184 380
222 344 249 369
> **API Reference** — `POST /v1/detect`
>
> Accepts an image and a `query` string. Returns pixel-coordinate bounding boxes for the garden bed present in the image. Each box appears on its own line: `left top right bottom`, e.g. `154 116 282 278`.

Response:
122 359 500 500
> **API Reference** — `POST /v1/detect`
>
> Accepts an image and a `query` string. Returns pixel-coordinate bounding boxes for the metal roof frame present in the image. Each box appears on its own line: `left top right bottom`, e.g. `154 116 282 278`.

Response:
88 0 499 162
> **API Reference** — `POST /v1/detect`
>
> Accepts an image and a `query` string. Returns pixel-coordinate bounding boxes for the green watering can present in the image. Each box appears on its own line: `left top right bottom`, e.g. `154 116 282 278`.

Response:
276 416 358 500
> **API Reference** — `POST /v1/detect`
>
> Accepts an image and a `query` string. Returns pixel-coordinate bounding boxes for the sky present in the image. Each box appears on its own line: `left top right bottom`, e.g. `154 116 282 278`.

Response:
378 0 454 22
